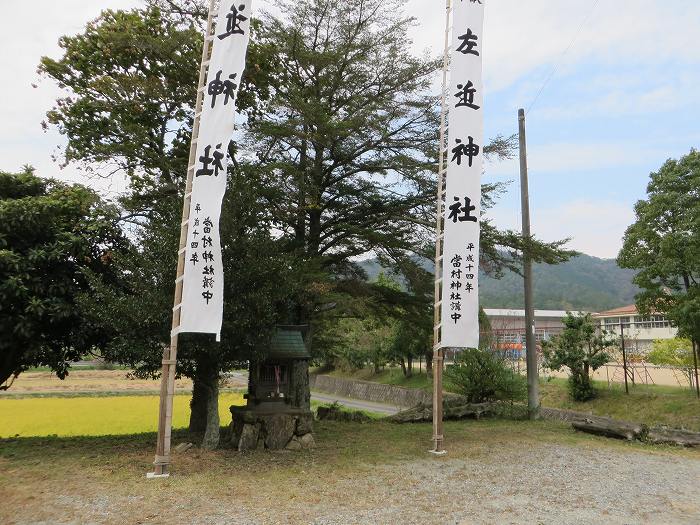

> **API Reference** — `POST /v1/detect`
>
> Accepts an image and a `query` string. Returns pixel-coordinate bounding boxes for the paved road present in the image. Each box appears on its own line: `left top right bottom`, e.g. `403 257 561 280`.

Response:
310 391 400 415
226 371 401 415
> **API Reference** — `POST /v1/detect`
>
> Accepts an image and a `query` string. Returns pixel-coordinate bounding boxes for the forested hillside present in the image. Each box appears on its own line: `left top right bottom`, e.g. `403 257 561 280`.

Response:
359 254 638 312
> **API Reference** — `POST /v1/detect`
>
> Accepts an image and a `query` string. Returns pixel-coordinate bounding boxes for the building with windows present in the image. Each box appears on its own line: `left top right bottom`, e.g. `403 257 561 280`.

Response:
592 304 677 355
483 309 584 354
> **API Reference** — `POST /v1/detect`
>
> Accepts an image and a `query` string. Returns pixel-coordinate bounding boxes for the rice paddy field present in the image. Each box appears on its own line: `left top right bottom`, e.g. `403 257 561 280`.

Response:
0 392 245 438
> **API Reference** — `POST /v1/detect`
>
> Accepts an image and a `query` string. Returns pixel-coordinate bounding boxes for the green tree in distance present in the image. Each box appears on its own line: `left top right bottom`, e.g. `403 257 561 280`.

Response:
647 338 697 389
618 149 700 396
543 313 612 401
0 168 125 389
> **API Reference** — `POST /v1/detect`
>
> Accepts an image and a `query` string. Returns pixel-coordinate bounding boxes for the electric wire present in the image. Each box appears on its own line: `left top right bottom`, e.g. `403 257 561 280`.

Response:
526 0 601 115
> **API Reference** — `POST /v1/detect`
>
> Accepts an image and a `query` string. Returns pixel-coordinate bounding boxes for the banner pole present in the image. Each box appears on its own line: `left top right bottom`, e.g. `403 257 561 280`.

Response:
431 0 452 456
148 0 217 479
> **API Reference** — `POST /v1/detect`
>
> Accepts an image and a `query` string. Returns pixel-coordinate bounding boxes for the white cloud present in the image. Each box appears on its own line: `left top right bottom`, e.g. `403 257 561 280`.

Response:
490 199 636 259
487 140 659 179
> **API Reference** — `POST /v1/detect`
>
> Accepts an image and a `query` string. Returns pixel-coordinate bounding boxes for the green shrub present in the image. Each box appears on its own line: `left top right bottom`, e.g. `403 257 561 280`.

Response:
444 348 527 403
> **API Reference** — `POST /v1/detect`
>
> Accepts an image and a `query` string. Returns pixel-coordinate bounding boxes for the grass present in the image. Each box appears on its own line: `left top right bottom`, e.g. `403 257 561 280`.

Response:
0 392 245 438
1 390 698 523
326 366 700 432
541 377 700 431
326 367 431 390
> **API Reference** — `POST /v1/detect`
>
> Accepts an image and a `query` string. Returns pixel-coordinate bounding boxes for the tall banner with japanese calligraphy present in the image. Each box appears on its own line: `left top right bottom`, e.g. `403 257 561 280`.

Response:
179 1 253 338
440 0 484 349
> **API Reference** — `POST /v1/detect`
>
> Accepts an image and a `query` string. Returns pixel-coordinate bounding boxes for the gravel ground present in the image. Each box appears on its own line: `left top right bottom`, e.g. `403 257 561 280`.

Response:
7 440 699 525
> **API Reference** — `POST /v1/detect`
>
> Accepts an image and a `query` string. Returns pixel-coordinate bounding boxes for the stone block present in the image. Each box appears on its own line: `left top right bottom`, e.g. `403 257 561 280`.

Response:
236 423 260 452
285 437 302 451
299 433 316 449
263 414 296 450
295 413 314 435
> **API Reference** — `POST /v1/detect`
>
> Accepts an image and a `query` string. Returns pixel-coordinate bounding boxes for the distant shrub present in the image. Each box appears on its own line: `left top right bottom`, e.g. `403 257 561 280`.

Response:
444 348 527 403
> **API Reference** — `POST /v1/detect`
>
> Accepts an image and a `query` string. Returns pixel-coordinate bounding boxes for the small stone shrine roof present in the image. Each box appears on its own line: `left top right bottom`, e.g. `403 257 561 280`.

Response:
269 327 310 360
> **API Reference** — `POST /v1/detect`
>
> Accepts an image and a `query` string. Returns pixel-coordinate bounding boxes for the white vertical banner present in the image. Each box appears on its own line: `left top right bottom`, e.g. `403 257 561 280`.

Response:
440 0 485 349
179 0 253 338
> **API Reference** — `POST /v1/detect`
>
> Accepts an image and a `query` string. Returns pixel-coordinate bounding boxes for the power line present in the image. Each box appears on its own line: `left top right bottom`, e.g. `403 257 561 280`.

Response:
526 0 601 115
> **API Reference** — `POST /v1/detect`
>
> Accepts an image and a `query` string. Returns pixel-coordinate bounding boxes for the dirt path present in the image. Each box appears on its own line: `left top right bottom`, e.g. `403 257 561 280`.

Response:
2 420 699 525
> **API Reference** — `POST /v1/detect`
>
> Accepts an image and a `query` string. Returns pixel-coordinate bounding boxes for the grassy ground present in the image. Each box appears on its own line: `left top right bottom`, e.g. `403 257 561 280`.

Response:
325 367 700 431
540 377 700 431
1 418 698 524
327 367 431 390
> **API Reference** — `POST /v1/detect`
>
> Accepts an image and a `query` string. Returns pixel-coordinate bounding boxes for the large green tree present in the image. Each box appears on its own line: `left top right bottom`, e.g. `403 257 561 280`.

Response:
244 0 573 357
0 168 125 389
618 149 700 394
39 2 285 449
40 0 574 444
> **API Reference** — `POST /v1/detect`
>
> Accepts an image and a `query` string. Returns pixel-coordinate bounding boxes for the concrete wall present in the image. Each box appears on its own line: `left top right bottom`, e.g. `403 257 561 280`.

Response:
309 374 431 408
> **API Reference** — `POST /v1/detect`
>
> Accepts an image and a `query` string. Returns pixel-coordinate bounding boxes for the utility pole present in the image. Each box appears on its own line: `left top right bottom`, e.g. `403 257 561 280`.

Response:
620 319 629 394
518 108 539 419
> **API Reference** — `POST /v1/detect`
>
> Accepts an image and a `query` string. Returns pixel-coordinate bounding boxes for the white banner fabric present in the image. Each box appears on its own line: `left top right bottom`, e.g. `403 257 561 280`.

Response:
440 0 485 349
179 0 253 338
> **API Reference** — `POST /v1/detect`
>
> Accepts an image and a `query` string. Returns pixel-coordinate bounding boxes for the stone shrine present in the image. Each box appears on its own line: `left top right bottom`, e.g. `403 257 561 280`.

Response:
228 326 314 451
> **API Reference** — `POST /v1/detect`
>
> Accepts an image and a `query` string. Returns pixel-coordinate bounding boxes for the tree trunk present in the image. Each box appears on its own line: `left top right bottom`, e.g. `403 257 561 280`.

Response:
196 357 221 450
406 356 413 378
425 351 433 375
189 375 208 434
399 358 407 377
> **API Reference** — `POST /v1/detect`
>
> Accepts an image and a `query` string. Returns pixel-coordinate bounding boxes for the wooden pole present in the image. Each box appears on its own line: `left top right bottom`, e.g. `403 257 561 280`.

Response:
431 0 451 456
148 0 217 479
518 108 539 419
620 319 629 394
693 338 700 399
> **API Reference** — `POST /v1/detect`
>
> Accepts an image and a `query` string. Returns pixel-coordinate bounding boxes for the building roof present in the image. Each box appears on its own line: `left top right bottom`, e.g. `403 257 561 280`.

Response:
483 309 586 318
593 304 638 318
269 328 310 359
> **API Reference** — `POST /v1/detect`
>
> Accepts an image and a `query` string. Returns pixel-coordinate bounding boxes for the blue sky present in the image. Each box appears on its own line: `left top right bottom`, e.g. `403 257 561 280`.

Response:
1 0 698 258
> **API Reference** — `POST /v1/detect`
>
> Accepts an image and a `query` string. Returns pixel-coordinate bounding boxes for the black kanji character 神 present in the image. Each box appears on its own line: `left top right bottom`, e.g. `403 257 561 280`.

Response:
218 3 247 40
208 71 238 108
456 28 479 56
451 137 480 167
202 251 214 263
454 81 480 110
450 281 463 290
196 144 225 177
448 196 478 223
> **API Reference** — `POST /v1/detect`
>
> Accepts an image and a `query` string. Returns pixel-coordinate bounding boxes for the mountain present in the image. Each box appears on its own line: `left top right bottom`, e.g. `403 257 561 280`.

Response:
358 253 639 313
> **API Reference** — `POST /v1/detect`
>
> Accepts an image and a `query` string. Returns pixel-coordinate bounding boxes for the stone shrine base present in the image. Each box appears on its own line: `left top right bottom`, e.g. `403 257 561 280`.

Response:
228 406 315 451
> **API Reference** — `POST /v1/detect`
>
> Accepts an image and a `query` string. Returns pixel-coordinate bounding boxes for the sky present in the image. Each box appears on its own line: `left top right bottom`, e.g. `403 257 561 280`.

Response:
1 0 698 258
